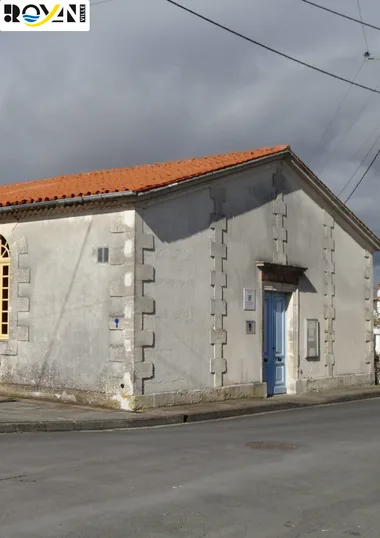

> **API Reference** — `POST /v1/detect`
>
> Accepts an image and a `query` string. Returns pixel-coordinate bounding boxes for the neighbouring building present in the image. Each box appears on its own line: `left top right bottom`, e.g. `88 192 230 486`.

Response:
0 144 378 410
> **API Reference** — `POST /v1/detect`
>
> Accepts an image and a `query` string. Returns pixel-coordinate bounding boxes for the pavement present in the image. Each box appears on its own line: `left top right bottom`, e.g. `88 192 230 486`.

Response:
0 384 380 433
1 397 380 537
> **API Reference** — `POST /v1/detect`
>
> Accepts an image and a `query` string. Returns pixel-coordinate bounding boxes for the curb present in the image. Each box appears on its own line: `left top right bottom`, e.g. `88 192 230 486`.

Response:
0 414 186 434
1 390 380 433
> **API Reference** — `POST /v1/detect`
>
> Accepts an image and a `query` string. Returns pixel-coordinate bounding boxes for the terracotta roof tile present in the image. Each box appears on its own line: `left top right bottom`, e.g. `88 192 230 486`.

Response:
0 145 289 207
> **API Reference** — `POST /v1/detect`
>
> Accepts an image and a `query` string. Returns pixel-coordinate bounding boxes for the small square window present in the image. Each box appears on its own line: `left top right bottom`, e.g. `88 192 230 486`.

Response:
97 247 109 264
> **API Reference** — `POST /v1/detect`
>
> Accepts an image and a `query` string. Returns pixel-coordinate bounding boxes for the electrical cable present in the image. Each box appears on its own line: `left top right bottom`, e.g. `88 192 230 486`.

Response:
344 146 380 203
356 0 370 53
351 121 380 164
318 73 380 177
338 131 380 198
164 0 380 95
300 0 380 32
310 59 366 166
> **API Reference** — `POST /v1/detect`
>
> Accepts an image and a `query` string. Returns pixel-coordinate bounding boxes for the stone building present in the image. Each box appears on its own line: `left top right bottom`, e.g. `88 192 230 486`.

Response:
0 144 378 409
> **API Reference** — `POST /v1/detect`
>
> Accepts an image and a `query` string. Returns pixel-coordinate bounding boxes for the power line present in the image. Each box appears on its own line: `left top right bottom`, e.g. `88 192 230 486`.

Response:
164 0 380 95
356 0 370 53
351 120 380 164
339 131 380 197
310 59 366 166
318 74 380 177
300 0 380 32
344 146 380 203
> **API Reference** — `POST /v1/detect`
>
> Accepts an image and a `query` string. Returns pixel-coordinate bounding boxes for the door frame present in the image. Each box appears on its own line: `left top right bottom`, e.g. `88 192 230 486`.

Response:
263 291 287 395
261 281 300 395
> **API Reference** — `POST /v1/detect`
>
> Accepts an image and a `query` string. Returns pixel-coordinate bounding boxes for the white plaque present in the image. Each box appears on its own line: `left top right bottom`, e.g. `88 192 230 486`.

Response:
305 319 320 360
243 289 256 311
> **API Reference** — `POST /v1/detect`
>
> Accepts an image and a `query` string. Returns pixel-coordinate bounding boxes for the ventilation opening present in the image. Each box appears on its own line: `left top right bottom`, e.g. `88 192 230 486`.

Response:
97 247 109 264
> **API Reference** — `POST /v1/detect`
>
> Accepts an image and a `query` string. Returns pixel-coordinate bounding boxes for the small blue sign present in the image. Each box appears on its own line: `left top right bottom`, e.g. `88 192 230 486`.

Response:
115 318 119 329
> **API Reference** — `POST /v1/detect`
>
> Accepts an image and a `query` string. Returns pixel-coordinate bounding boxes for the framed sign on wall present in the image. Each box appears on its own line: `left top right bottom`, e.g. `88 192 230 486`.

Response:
243 289 256 311
305 319 320 360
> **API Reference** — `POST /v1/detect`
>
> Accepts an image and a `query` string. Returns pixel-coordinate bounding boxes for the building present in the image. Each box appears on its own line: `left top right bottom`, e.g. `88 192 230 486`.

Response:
374 285 380 354
0 144 378 410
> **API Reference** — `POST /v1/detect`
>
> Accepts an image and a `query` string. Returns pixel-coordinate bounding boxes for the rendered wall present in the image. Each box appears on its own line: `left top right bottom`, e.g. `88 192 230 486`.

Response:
138 160 374 402
0 208 136 407
141 189 213 395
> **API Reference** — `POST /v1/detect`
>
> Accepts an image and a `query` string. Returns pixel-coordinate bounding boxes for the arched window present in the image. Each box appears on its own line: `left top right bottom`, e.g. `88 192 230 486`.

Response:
0 236 10 340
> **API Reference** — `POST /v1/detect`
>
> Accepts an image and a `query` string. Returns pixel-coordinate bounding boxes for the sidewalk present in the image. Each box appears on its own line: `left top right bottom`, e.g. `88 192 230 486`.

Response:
0 385 380 434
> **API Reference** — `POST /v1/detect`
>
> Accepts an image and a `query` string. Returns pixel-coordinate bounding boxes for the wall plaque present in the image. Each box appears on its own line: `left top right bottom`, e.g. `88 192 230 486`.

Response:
243 289 256 311
305 319 320 360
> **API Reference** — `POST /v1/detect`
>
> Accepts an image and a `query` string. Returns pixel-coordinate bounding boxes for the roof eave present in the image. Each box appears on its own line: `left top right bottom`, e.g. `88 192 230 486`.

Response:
0 190 136 215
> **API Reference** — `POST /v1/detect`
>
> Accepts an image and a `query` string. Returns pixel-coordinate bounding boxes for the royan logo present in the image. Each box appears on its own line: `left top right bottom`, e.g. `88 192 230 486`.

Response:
21 4 61 25
0 2 90 31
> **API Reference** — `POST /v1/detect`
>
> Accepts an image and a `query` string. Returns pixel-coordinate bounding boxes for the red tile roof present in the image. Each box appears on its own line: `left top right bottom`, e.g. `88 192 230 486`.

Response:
0 145 289 207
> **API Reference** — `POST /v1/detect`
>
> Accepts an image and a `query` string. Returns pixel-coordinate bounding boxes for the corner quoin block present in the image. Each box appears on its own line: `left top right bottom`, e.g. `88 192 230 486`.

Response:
209 187 228 388
323 212 335 376
133 214 155 395
108 216 135 387
272 168 288 265
364 251 373 366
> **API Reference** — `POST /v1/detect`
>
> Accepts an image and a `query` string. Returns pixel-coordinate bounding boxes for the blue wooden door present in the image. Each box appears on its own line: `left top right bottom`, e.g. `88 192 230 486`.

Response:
263 292 287 395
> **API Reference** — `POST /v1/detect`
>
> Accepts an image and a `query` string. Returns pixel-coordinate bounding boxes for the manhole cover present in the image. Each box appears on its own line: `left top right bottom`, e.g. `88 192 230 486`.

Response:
246 441 298 451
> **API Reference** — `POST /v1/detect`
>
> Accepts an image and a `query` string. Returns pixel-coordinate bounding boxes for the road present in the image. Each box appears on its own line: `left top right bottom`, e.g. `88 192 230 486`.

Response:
0 399 380 537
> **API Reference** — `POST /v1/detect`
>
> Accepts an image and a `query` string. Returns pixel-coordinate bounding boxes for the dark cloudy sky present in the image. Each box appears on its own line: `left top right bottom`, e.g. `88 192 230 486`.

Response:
1 0 380 273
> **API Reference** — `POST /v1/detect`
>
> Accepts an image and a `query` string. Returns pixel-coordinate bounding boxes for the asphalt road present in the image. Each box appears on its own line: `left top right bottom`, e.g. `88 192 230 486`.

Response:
1 399 380 538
